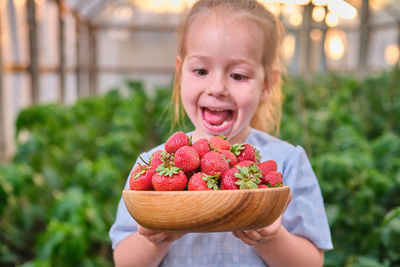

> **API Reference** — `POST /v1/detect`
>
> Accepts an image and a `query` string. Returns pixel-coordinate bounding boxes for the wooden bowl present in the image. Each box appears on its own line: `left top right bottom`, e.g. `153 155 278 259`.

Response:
122 186 291 232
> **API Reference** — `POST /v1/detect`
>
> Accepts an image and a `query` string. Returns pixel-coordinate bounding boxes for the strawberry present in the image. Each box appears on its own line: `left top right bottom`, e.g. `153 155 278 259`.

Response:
192 138 211 158
149 150 173 170
264 171 283 187
258 184 269 189
188 172 219 191
220 167 240 190
152 165 187 191
209 135 230 151
236 160 255 168
129 164 156 190
259 160 277 177
164 131 190 154
231 144 261 163
218 150 238 168
221 164 262 190
174 146 200 173
200 151 229 178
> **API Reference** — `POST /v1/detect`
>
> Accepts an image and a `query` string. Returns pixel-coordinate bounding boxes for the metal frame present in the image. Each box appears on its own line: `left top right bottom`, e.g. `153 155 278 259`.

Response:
1 0 400 161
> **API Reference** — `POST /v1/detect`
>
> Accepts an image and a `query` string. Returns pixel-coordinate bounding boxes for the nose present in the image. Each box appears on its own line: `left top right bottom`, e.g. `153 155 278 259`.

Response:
206 72 228 97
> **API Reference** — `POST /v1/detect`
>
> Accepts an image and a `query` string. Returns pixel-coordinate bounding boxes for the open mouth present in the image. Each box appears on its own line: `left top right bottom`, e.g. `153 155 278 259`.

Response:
201 107 234 133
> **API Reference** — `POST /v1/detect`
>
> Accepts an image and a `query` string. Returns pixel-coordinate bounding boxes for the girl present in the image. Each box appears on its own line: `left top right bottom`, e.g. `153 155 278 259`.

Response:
109 0 333 266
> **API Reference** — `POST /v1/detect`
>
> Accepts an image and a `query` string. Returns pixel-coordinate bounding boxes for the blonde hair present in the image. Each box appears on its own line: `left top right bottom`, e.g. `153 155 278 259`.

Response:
172 0 285 136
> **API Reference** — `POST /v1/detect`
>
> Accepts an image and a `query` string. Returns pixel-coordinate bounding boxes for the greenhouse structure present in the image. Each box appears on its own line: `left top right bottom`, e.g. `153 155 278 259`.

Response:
0 0 400 266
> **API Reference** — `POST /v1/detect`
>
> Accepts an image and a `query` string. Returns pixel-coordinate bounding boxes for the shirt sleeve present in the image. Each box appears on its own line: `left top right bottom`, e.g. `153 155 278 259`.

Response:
108 154 144 250
281 145 333 251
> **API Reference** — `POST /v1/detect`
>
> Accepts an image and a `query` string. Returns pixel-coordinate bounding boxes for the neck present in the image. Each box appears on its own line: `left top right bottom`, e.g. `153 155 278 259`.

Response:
228 126 251 144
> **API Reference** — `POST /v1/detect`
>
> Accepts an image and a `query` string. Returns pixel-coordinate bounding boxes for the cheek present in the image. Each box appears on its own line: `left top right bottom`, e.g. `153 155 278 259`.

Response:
180 83 198 116
236 89 262 108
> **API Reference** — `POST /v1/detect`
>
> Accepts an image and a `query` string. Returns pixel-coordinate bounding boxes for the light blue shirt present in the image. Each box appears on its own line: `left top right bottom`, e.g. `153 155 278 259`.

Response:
109 128 333 266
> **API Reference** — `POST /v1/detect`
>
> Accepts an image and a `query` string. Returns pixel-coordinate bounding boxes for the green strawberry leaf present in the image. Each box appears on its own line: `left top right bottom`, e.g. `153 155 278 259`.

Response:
157 166 181 177
202 174 219 190
230 143 245 156
133 168 146 179
156 165 165 172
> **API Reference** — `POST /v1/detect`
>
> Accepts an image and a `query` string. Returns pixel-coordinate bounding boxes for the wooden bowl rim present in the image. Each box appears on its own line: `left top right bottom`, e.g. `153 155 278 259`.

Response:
123 185 290 195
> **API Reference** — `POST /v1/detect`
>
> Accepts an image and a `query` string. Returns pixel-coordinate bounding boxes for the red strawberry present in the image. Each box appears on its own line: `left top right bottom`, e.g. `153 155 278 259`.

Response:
149 150 163 169
231 144 261 163
236 160 255 168
164 131 190 154
192 138 211 158
200 151 229 178
188 172 219 191
218 150 238 168
220 167 240 190
174 146 200 173
129 164 156 190
264 171 283 187
149 150 173 170
221 164 262 190
152 166 187 191
259 160 277 177
209 135 230 151
258 184 268 189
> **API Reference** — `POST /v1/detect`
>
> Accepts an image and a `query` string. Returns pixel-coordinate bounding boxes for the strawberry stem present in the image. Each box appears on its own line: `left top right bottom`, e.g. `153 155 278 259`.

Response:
138 155 149 165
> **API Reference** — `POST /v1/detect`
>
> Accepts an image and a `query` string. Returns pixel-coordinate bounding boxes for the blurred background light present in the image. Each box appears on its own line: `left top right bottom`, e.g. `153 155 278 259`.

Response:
283 4 297 16
133 0 186 13
325 30 346 60
289 10 303 26
310 28 323 41
385 44 400 66
312 6 326 22
311 0 328 6
14 0 26 8
327 0 357 19
264 3 281 16
325 11 339 27
112 5 134 22
370 0 390 10
283 34 296 60
281 0 311 5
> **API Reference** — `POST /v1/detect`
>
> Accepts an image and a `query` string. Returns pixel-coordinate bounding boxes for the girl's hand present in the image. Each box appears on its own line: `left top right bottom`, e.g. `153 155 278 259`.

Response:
232 216 283 246
137 225 185 244
232 192 292 246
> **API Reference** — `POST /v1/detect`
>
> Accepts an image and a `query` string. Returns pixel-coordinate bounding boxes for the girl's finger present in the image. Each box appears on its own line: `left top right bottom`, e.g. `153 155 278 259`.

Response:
234 231 259 246
243 230 262 240
137 225 160 236
232 231 240 239
146 232 169 243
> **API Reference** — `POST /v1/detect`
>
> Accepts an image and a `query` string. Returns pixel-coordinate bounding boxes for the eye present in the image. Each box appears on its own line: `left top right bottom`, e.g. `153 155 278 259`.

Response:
230 73 247 81
193 69 209 76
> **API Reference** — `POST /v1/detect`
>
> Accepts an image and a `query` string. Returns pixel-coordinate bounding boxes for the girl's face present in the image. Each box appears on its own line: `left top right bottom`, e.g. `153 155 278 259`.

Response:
178 12 269 144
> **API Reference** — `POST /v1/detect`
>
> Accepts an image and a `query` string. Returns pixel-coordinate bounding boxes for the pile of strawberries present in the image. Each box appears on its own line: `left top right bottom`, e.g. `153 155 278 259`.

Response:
129 131 283 191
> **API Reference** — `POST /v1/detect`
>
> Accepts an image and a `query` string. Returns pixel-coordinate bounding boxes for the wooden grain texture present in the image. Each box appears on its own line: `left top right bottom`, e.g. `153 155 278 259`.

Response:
122 186 291 232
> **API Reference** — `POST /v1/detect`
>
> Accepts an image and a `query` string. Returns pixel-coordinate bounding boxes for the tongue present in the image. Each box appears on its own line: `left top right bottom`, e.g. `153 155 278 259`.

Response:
203 108 230 125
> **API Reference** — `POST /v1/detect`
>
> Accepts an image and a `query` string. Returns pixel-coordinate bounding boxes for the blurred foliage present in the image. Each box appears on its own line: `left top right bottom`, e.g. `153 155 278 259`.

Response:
281 68 400 266
0 69 399 266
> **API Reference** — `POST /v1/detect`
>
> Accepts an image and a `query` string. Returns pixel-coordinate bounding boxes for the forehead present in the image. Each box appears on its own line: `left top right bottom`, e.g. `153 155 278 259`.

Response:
185 11 265 61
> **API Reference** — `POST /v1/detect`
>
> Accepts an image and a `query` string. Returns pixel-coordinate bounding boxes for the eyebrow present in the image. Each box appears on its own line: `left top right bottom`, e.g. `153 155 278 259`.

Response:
186 55 257 67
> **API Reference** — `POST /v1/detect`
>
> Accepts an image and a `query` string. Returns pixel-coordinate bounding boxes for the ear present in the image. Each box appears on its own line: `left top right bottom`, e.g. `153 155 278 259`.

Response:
261 68 280 101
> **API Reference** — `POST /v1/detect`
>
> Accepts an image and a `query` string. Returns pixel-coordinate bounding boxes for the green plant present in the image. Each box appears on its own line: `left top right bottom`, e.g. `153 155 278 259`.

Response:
1 68 399 266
